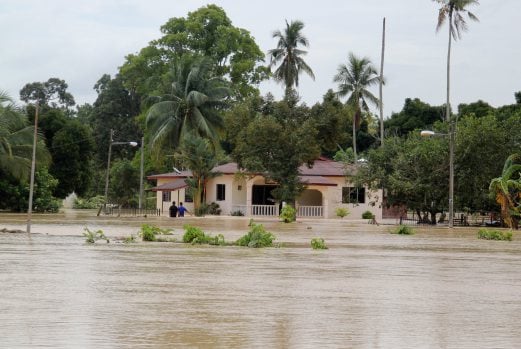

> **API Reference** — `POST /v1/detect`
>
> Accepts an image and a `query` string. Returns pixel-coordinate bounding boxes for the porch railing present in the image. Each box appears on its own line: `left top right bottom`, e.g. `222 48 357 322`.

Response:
231 205 279 216
296 205 323 218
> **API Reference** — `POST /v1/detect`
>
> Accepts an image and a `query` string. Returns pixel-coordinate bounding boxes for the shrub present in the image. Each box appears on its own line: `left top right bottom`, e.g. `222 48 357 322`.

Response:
139 224 172 242
280 204 296 223
182 225 209 244
123 235 136 243
478 229 512 241
362 210 374 219
208 234 226 246
230 210 244 216
74 195 105 209
336 207 349 218
311 237 328 250
83 227 109 243
392 225 414 235
236 224 275 248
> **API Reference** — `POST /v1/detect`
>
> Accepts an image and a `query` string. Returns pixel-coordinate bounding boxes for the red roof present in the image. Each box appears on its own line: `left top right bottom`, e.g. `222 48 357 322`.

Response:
298 175 337 186
149 178 188 192
147 158 351 180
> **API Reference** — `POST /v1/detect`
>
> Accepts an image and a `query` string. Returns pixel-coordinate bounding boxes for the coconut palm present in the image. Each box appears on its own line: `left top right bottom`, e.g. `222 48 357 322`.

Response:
146 56 230 154
334 53 380 161
435 0 479 122
176 135 220 215
268 20 315 93
489 154 521 229
0 91 49 180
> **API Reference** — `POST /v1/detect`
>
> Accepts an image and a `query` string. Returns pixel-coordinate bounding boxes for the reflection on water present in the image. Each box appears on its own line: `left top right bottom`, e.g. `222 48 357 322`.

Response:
1 212 521 348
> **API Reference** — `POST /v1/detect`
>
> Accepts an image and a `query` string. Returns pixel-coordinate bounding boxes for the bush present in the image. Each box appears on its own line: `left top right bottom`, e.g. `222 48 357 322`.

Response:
139 224 172 242
336 207 349 218
236 224 275 248
362 210 374 219
230 210 244 216
311 237 328 250
74 195 105 209
83 227 109 243
123 235 136 243
280 204 296 223
182 225 209 244
208 234 226 246
478 229 512 241
392 225 414 235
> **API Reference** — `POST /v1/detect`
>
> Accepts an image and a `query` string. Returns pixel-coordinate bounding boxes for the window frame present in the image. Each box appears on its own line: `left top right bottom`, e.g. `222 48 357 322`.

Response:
216 184 226 201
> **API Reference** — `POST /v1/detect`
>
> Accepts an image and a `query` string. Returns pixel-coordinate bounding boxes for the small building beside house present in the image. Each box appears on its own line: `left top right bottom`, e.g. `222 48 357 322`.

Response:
147 158 383 219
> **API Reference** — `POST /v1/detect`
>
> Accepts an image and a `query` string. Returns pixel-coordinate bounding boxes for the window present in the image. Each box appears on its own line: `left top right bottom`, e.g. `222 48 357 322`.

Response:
162 191 171 202
184 187 193 203
216 184 226 201
342 187 365 204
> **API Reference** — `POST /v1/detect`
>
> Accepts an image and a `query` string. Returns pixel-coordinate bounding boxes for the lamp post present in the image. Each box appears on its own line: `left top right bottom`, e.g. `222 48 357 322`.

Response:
420 124 455 228
103 129 138 209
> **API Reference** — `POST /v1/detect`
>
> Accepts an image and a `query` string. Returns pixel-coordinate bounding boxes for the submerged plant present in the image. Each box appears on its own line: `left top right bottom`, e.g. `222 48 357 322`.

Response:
236 224 275 248
311 237 328 250
478 229 512 241
392 225 414 235
139 224 173 242
280 205 296 223
83 227 109 244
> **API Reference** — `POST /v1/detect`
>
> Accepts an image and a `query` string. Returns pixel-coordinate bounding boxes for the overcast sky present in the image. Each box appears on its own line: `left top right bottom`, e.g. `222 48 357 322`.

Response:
1 0 520 117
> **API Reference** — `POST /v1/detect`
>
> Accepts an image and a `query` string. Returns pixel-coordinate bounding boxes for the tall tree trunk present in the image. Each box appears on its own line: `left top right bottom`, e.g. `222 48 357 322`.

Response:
379 17 386 147
352 111 357 162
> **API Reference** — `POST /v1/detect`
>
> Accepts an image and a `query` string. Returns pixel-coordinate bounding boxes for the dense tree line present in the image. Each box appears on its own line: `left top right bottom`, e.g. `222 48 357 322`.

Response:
1 3 520 223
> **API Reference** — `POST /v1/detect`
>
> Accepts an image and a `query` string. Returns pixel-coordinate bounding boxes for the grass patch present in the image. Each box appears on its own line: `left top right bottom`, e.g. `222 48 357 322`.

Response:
236 223 275 248
392 225 415 235
478 229 512 241
311 237 328 250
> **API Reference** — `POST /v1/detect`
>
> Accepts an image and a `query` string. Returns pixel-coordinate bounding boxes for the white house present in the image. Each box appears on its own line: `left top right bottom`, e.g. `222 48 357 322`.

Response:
148 158 383 219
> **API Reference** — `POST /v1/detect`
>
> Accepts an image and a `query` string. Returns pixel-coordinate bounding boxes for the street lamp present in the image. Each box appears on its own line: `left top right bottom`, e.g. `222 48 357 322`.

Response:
421 126 454 228
103 129 138 210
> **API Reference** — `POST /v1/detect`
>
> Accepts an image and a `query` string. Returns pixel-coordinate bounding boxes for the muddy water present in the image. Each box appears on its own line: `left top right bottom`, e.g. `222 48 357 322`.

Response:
1 211 521 348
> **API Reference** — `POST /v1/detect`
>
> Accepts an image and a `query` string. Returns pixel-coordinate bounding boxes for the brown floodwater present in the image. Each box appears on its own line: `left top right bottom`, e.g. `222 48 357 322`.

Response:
1 210 521 348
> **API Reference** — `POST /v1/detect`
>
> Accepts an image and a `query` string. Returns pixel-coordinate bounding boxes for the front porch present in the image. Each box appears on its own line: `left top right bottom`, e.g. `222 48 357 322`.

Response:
231 204 324 218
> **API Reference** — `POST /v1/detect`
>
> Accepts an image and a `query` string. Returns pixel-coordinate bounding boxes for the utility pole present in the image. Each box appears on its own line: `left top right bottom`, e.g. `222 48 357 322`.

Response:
139 136 144 209
379 17 386 147
27 103 39 234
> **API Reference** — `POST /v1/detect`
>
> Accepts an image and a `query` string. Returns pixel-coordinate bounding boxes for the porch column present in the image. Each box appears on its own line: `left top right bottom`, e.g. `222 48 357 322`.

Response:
246 181 253 216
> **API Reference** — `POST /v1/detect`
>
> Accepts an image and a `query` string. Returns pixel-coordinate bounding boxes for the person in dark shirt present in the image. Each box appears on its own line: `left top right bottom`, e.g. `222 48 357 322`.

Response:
178 202 189 217
169 201 178 218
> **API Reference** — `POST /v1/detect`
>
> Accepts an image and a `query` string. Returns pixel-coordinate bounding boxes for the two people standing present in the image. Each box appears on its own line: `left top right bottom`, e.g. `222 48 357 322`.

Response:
169 201 189 217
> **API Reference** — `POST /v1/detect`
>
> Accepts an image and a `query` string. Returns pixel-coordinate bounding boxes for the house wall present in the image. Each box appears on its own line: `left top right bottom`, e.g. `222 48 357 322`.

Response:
205 175 241 215
154 178 194 216
323 177 383 220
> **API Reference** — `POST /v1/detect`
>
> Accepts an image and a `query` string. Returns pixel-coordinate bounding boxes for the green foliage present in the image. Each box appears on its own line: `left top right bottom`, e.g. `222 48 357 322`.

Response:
208 234 226 246
109 159 140 206
392 225 415 235
310 237 328 250
50 120 95 198
385 98 445 137
230 210 244 216
477 229 512 241
268 19 314 91
139 224 172 242
236 224 275 248
83 227 109 243
362 210 374 219
280 204 296 223
19 78 75 110
335 207 349 218
74 195 105 209
182 225 208 244
33 168 60 213
229 96 321 203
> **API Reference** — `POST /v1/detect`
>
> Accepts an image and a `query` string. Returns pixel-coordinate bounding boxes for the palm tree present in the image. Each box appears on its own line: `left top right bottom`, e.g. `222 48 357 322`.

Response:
489 154 521 229
176 135 220 215
146 56 230 155
0 91 49 180
268 20 315 93
334 53 380 161
435 0 479 122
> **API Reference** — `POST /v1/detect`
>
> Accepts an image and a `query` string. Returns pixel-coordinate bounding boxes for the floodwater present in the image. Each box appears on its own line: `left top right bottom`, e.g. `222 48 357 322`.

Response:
1 211 521 348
